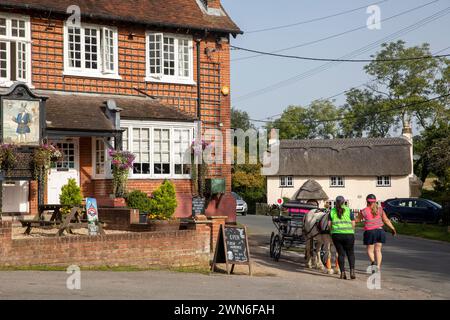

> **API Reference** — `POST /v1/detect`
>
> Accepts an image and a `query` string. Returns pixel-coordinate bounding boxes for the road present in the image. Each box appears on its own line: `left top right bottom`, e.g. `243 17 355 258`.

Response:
0 215 448 300
240 215 450 299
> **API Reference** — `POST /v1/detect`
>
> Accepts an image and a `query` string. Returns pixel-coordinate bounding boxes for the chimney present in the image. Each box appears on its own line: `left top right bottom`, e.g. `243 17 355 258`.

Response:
402 123 413 143
402 123 414 177
207 0 221 9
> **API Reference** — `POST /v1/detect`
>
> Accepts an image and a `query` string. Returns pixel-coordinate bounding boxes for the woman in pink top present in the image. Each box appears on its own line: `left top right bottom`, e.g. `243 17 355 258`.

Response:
357 194 396 272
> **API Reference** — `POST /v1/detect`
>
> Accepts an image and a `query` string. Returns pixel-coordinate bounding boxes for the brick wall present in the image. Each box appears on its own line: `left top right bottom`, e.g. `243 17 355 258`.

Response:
0 221 211 269
2 10 234 214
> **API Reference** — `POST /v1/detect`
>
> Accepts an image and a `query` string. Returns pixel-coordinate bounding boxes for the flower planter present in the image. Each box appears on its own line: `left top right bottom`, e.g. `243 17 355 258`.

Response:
97 198 127 208
147 220 180 232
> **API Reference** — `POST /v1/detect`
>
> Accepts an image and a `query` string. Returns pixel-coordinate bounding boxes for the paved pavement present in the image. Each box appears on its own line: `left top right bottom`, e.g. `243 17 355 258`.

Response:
0 215 448 300
240 215 450 299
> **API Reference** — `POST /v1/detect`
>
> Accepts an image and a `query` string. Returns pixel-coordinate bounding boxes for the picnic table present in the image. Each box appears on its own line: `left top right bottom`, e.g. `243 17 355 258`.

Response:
19 204 105 236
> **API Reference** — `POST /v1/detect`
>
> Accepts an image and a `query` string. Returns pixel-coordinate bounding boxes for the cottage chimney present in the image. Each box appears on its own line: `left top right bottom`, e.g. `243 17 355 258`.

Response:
402 123 413 143
402 123 414 177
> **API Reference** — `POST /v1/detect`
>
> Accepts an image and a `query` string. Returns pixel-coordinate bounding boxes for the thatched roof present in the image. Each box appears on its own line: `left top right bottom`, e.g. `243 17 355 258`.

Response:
268 138 412 176
293 179 329 200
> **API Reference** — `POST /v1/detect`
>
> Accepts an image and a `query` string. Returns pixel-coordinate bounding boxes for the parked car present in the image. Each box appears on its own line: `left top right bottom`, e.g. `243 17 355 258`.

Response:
382 198 443 224
232 192 248 216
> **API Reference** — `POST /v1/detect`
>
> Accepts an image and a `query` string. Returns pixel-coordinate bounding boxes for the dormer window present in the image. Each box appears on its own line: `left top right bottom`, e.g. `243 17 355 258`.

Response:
0 14 31 86
63 23 120 79
146 32 194 85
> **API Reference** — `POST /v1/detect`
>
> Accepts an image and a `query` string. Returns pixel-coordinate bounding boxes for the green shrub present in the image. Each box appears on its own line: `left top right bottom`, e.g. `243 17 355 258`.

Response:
59 178 83 207
126 190 151 213
148 180 178 220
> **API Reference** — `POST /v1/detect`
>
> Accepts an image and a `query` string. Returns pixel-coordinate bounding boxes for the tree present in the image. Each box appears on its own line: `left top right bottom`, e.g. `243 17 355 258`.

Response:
340 89 395 138
267 100 340 140
232 161 266 214
363 41 449 131
231 107 254 131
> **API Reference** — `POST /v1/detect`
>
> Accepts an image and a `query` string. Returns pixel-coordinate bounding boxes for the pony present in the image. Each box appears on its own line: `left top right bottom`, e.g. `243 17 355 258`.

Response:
303 209 340 275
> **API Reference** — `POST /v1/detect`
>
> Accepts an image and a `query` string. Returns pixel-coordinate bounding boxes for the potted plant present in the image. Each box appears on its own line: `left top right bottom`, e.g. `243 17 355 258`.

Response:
147 180 179 231
126 190 151 224
0 143 18 174
59 178 83 217
109 149 135 206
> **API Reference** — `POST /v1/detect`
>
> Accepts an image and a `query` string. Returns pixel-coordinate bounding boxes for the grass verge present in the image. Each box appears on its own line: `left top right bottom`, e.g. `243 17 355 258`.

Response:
392 223 450 243
0 265 211 274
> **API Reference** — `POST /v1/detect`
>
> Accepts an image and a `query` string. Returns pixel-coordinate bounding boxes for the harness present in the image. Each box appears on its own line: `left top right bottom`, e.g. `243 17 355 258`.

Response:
303 210 330 240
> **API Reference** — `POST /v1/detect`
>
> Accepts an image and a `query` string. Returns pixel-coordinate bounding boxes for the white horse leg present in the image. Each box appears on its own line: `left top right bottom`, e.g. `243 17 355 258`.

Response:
305 238 313 269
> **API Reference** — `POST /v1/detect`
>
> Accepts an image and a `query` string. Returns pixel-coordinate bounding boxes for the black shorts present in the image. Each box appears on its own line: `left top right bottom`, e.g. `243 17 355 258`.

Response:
363 229 386 245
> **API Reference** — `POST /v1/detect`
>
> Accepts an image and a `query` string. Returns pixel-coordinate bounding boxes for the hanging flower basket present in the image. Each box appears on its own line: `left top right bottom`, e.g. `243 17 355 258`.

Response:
0 144 18 173
109 149 135 198
32 144 63 181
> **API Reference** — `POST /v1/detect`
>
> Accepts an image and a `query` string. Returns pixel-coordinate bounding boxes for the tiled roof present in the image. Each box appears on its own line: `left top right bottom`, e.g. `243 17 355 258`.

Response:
40 91 196 133
0 0 242 35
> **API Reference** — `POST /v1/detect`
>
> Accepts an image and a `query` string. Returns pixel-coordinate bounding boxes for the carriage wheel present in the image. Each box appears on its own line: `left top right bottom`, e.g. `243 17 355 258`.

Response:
273 234 282 262
269 232 275 258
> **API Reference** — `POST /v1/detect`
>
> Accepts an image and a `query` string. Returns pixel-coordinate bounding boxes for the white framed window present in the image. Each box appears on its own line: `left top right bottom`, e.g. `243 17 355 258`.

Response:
121 120 194 179
280 176 293 188
146 32 194 84
133 127 151 175
330 176 345 188
153 128 171 175
92 138 112 179
173 128 191 175
377 176 391 187
64 23 120 79
0 14 31 86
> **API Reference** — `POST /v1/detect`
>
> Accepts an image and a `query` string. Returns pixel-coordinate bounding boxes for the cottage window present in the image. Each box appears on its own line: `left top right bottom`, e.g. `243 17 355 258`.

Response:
95 139 106 176
133 128 151 175
122 121 194 179
330 176 345 187
0 15 31 86
146 32 194 84
173 129 191 175
153 128 171 175
92 138 113 179
377 176 391 187
280 176 293 188
64 24 119 78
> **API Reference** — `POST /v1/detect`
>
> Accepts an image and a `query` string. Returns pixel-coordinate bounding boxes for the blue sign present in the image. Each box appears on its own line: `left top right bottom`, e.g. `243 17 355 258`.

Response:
86 198 98 223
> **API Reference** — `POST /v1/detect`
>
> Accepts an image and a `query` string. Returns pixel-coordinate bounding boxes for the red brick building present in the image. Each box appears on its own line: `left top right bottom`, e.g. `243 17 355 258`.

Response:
0 0 241 220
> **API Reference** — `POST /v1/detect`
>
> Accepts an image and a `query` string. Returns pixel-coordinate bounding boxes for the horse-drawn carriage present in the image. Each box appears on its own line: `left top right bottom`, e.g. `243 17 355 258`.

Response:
269 202 318 261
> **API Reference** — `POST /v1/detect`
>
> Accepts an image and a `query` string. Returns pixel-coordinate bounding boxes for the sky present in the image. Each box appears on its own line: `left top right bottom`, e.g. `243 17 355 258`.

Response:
222 0 450 125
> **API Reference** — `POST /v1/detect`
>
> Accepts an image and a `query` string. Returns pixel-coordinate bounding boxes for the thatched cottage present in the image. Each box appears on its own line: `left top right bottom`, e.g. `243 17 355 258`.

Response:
265 130 422 210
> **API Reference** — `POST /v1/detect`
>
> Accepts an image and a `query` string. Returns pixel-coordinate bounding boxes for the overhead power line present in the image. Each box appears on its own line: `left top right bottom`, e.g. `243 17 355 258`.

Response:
245 0 389 34
250 45 450 122
233 0 440 62
248 93 450 125
231 45 450 62
234 6 450 102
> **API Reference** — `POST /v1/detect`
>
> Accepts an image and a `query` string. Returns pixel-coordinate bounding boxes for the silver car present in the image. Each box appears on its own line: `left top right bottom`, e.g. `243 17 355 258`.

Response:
232 192 248 216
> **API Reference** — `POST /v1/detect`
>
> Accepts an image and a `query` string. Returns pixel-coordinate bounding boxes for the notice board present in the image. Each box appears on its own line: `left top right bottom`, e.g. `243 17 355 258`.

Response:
212 225 252 275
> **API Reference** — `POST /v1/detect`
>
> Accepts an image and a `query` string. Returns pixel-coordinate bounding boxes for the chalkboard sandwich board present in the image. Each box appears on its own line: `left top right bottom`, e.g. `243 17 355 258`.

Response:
212 225 252 276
